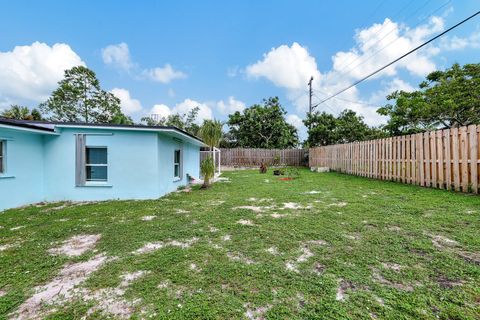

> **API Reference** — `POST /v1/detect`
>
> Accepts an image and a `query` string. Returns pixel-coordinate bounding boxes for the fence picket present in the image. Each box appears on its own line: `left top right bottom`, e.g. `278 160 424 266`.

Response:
307 125 479 194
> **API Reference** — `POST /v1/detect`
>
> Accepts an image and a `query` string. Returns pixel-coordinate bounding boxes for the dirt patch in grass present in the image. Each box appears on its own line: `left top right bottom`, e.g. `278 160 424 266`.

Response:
244 303 272 320
236 219 256 226
381 262 403 272
328 202 348 207
48 234 101 257
11 254 111 320
222 234 231 241
132 237 198 255
312 262 325 275
266 246 280 255
302 191 321 194
0 243 17 251
371 267 414 291
10 225 25 231
436 275 464 289
227 252 255 265
270 213 289 219
81 270 151 319
336 279 357 301
286 240 327 273
42 201 96 212
247 197 273 203
234 206 268 213
429 234 480 265
282 202 312 210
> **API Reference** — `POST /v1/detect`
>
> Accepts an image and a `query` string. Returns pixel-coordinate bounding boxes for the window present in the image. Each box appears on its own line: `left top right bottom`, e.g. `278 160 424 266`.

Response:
86 147 108 182
0 140 4 174
174 149 181 179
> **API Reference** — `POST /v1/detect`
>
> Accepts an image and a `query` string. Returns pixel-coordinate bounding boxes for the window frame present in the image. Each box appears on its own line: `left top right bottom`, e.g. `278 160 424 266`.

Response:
85 146 108 182
173 148 182 181
0 140 5 175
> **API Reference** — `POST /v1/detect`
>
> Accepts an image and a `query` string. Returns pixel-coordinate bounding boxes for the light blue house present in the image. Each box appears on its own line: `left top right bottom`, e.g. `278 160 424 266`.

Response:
0 118 204 211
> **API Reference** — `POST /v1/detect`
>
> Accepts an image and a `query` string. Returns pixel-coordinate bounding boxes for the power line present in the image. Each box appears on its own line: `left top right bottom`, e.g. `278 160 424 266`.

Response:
315 9 480 107
313 90 380 108
333 0 450 83
332 0 419 73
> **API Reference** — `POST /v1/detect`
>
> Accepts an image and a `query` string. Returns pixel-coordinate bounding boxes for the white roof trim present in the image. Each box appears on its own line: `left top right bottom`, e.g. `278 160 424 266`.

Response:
0 124 59 135
55 124 206 146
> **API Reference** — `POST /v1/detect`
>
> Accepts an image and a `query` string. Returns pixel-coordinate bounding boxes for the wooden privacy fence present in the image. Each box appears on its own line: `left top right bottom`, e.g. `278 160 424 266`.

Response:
220 148 306 167
309 124 479 194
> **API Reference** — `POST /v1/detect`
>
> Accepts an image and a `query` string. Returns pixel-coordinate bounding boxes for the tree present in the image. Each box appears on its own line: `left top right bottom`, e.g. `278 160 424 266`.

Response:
304 109 386 147
1 105 43 121
40 66 125 123
226 97 299 148
199 119 223 151
141 107 201 136
303 112 337 147
199 119 223 188
378 63 480 135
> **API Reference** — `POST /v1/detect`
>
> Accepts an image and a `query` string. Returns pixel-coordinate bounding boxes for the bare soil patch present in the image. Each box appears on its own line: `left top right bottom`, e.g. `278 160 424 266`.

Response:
133 237 198 255
48 234 101 257
11 254 110 320
236 219 256 226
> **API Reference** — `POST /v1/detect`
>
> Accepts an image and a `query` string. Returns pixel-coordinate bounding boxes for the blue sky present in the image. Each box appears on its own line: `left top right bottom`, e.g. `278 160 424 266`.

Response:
0 0 479 139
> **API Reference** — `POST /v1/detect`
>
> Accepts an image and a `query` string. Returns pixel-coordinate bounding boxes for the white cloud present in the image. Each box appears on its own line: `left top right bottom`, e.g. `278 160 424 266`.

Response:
150 104 172 119
149 98 213 124
440 30 480 51
0 42 85 103
286 114 307 140
101 43 186 83
246 42 321 91
175 98 212 122
101 42 133 71
244 13 466 126
216 96 246 115
110 88 142 115
143 64 187 84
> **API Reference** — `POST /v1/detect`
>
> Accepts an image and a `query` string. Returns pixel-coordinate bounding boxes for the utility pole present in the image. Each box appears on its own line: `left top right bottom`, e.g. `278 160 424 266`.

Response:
307 76 313 130
308 76 313 115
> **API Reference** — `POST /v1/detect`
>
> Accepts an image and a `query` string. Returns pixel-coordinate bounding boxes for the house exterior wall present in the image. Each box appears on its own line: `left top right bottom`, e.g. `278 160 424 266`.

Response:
157 133 200 196
0 128 45 210
43 128 161 202
0 126 202 211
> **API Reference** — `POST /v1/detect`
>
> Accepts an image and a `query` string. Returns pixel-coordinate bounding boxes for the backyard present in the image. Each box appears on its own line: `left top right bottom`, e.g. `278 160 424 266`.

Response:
0 168 479 319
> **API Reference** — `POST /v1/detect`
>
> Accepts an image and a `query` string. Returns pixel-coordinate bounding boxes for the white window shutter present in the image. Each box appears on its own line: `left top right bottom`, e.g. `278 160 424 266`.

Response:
75 134 86 186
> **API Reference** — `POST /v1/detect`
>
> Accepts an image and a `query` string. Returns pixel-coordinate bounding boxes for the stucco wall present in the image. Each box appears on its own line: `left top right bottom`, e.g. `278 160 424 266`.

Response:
43 128 161 202
157 133 200 196
0 128 45 210
0 126 201 211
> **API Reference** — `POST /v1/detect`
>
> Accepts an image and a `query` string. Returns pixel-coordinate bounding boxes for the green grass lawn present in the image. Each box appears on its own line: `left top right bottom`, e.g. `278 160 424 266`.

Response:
0 169 479 319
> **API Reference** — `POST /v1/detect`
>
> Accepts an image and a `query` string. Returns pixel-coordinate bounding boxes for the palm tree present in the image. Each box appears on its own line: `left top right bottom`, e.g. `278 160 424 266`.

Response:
199 120 223 188
1 105 42 120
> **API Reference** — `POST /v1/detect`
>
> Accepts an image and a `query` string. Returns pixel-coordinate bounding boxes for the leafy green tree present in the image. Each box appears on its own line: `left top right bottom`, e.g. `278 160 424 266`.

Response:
303 111 337 147
226 97 299 148
110 113 134 125
1 105 43 121
304 109 386 147
141 107 201 136
378 63 480 135
40 66 124 123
